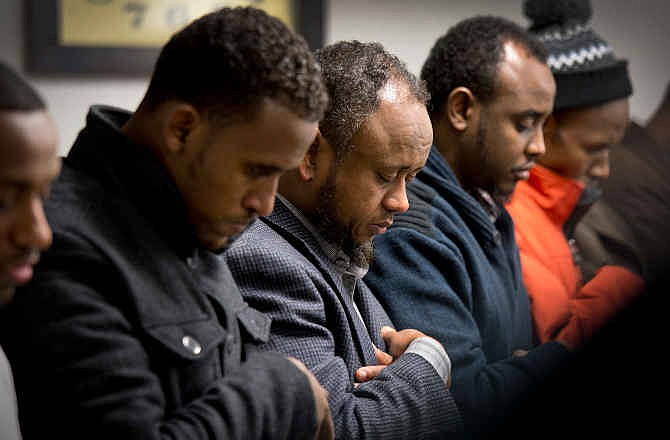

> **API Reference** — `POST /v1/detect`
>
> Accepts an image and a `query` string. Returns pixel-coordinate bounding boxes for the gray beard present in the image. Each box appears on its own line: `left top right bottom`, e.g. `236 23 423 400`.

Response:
310 170 375 268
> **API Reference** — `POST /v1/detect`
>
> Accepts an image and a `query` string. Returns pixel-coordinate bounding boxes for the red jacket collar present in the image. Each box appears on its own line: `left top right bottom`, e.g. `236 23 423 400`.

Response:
521 164 584 226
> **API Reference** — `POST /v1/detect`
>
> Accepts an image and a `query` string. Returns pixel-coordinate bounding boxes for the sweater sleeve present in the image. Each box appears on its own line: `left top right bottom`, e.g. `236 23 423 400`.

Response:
365 225 570 434
557 265 644 346
1 232 318 440
516 228 645 348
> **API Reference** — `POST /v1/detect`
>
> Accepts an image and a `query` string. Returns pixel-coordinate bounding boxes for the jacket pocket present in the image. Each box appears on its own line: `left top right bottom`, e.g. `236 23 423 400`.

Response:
144 319 225 360
143 319 227 409
236 304 271 344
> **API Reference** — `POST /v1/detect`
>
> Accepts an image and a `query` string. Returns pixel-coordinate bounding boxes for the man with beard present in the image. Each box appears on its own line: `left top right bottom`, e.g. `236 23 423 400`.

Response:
363 16 572 438
225 41 462 439
506 0 644 350
575 81 670 289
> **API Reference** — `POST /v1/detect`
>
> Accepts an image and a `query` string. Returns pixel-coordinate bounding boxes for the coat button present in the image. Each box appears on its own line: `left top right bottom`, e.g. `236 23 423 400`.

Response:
182 335 202 356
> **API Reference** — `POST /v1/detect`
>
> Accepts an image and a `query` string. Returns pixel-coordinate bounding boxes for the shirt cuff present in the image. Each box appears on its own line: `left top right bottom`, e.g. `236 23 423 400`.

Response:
405 337 451 386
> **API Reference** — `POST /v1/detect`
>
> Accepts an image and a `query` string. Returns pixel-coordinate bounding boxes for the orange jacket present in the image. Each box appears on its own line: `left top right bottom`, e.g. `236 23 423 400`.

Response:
506 165 644 348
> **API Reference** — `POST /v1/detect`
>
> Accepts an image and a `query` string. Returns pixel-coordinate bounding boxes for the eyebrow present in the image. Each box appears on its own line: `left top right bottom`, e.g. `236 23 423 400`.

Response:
516 110 546 119
247 163 285 175
0 176 54 192
378 164 425 175
0 178 31 189
380 164 412 171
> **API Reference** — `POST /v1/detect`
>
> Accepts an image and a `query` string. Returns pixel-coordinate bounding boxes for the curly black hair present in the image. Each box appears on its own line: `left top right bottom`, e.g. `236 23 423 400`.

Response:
421 15 547 118
315 41 429 159
142 7 328 123
0 61 45 111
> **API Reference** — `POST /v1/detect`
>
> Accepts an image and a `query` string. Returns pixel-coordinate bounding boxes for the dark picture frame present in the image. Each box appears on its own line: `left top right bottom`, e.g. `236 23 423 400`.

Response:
25 0 326 75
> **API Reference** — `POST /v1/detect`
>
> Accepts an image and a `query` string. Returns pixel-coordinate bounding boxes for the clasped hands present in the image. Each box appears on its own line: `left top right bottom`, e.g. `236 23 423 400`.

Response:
355 326 449 386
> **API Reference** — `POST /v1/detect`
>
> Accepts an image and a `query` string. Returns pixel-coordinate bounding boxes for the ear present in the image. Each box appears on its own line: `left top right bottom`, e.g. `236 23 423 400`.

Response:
446 87 477 132
298 130 325 182
163 103 201 154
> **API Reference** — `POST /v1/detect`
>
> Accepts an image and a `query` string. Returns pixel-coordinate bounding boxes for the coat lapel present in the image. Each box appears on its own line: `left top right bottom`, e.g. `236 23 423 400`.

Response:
262 198 378 366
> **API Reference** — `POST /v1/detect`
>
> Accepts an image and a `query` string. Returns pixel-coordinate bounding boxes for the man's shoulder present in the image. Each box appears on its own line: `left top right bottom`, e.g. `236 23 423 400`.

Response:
389 178 472 242
43 164 123 242
50 162 105 205
226 218 321 277
229 218 296 256
392 181 436 236
48 162 148 239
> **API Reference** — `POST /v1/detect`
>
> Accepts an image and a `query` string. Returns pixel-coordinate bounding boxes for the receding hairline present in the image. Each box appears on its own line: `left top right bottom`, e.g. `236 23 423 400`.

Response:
485 38 550 102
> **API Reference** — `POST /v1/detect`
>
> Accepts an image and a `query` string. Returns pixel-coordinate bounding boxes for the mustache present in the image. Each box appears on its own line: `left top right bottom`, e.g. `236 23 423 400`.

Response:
511 161 536 172
373 217 394 228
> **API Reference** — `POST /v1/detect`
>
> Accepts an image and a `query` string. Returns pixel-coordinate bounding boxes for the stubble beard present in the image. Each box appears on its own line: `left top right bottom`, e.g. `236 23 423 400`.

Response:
475 112 512 204
311 166 374 268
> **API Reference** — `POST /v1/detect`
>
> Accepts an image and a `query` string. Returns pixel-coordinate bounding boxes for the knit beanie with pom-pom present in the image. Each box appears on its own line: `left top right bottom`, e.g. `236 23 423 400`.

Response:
523 0 632 111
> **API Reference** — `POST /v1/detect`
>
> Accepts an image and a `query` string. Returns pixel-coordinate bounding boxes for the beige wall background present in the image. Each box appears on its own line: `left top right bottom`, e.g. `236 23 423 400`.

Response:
2 0 669 155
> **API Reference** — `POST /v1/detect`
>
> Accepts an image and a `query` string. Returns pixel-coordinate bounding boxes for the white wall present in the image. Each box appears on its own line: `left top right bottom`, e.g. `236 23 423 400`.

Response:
1 0 147 155
327 0 670 127
2 0 669 155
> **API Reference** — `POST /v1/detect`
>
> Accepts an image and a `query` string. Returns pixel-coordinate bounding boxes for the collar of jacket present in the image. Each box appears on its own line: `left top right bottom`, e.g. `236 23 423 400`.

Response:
523 164 585 226
260 197 380 363
415 146 505 249
263 197 344 287
275 194 369 278
66 105 200 259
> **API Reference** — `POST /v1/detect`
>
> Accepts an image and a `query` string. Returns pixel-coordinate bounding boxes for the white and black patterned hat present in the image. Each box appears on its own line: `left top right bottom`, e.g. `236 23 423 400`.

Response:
523 0 632 111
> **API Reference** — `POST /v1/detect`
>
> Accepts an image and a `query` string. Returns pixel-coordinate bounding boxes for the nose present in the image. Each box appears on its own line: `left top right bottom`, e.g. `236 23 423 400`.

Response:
383 179 410 214
11 195 53 252
242 177 279 217
526 128 546 157
589 149 610 180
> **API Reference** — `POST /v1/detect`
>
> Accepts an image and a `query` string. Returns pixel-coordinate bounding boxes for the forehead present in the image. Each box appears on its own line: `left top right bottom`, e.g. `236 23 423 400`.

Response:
489 42 556 114
350 86 432 164
210 98 318 170
559 98 630 144
0 110 60 181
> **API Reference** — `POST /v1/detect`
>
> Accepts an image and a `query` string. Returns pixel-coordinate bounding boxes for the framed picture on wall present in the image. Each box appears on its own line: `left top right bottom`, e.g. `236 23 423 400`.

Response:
26 0 326 75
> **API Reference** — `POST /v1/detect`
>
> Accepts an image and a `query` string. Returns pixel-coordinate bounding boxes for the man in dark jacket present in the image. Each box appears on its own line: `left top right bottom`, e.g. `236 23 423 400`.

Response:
0 61 60 440
0 7 333 440
364 16 572 438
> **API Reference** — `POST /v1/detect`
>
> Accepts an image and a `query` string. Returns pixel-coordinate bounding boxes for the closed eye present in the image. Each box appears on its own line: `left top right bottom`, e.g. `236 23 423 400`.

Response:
377 172 394 184
406 171 419 183
245 164 283 179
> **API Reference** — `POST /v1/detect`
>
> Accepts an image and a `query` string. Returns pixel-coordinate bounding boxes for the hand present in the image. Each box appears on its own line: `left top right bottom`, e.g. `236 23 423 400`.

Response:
355 345 393 384
287 357 334 440
381 326 426 359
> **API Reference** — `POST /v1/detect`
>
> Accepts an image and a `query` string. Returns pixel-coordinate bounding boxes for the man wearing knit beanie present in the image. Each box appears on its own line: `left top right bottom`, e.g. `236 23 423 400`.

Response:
506 0 644 350
576 82 670 288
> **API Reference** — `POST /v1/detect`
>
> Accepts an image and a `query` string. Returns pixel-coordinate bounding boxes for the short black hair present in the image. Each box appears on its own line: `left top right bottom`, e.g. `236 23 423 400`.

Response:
421 15 547 118
142 7 328 123
315 40 429 159
0 61 45 111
